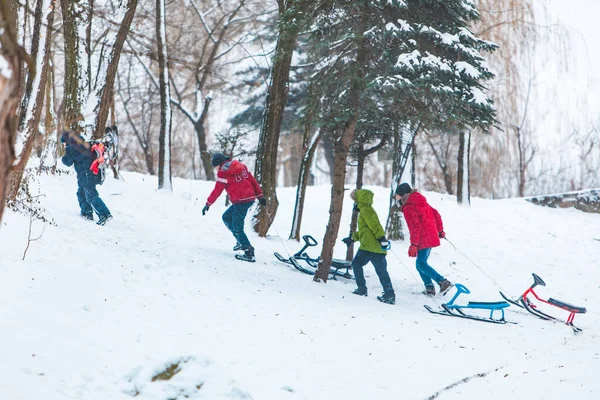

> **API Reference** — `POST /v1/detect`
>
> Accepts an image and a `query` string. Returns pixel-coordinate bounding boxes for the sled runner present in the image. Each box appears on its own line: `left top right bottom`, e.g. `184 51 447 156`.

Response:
499 273 586 333
425 283 513 324
274 235 354 280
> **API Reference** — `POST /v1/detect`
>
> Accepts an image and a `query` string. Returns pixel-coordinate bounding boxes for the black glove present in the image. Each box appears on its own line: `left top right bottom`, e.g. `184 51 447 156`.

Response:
377 236 390 250
342 237 355 246
202 205 210 216
258 197 267 206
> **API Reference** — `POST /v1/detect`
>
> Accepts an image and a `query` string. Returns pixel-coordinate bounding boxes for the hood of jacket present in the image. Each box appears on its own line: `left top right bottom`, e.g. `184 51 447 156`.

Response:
220 160 246 176
354 189 374 207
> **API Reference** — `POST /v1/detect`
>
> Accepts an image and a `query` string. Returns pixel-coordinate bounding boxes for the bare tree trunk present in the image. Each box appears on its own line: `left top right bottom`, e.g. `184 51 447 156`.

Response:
386 122 420 240
253 1 307 237
345 137 386 260
457 130 471 205
156 0 172 190
322 137 335 183
93 0 138 139
0 2 26 223
314 14 369 282
38 50 57 173
194 97 213 179
289 131 321 241
427 136 454 194
60 0 87 131
8 0 54 200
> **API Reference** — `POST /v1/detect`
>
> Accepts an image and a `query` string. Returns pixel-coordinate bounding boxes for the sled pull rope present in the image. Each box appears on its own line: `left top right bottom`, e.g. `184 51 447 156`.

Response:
388 248 443 309
444 238 514 298
263 207 293 259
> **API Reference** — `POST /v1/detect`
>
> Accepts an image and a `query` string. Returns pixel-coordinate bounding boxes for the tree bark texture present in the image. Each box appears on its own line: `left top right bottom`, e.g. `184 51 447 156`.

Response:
253 2 304 237
195 97 213 180
314 13 369 282
60 0 85 131
289 131 321 241
0 2 24 223
156 0 172 190
8 0 55 200
345 137 387 260
385 124 419 240
457 130 471 205
93 0 138 139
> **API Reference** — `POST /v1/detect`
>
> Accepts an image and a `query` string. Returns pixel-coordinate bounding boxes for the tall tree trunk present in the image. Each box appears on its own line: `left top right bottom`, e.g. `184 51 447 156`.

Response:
195 97 213 180
253 1 305 237
0 2 26 223
61 0 90 132
345 137 387 260
344 148 364 260
8 0 54 200
156 0 172 190
386 122 420 240
39 49 57 173
322 137 336 183
289 131 321 241
457 130 471 205
314 10 369 282
93 0 138 139
60 0 87 131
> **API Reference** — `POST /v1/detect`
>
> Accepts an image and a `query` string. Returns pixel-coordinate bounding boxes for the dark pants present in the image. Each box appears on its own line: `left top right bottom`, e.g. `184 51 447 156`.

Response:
352 250 394 294
222 201 254 247
416 248 444 287
76 171 110 218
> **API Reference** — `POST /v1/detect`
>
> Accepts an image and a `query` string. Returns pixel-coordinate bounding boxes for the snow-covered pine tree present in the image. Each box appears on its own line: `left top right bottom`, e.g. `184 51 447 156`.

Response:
372 0 498 206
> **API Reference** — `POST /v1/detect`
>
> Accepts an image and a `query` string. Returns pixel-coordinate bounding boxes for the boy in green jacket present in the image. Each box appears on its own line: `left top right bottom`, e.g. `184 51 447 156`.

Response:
343 189 395 305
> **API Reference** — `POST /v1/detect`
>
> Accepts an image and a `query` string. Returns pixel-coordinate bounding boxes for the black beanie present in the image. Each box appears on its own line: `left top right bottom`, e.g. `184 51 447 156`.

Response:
211 152 230 167
395 182 412 197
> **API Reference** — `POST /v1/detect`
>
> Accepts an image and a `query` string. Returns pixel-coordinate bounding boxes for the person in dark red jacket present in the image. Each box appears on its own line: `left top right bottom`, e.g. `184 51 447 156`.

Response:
395 183 453 296
202 153 265 259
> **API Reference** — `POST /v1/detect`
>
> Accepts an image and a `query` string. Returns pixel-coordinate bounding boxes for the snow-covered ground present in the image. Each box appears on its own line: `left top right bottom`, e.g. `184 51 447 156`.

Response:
1 171 599 400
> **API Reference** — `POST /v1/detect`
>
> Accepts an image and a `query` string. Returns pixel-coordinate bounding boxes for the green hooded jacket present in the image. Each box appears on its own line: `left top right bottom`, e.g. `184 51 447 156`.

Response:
351 189 387 255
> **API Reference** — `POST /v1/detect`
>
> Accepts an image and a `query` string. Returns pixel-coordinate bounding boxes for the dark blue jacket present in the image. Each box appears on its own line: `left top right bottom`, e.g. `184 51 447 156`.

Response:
61 132 96 182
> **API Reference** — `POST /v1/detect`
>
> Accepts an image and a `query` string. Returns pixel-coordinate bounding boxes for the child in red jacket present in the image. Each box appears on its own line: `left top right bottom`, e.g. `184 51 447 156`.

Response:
202 153 265 261
395 183 453 296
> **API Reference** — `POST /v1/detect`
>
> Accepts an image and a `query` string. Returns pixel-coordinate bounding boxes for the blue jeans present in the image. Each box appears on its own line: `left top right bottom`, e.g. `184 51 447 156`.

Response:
76 171 110 218
416 248 444 287
352 250 394 294
222 201 254 247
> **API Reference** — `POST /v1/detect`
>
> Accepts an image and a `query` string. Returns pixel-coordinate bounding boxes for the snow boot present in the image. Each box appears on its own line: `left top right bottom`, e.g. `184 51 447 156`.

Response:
81 212 94 221
422 285 436 296
377 291 395 305
97 214 113 226
352 287 368 296
235 246 256 262
438 279 454 296
233 243 243 251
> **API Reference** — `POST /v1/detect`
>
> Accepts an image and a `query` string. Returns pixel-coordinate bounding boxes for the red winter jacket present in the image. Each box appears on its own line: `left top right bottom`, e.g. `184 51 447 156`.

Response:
402 191 444 250
206 160 263 206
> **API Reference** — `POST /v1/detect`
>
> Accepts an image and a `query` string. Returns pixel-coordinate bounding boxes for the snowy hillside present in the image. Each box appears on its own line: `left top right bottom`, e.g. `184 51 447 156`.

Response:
1 171 599 400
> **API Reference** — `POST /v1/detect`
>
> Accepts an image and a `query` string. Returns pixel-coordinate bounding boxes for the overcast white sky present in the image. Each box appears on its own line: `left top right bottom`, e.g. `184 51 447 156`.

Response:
543 0 600 113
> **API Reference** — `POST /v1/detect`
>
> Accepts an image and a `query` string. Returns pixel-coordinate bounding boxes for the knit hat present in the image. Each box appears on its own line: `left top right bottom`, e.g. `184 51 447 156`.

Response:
211 152 230 167
395 182 412 197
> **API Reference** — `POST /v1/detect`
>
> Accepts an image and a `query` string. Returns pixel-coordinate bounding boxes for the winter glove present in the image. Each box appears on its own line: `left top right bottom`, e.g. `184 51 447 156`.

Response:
202 205 210 216
258 197 267 206
438 231 446 239
342 237 355 246
408 244 418 258
377 236 391 250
